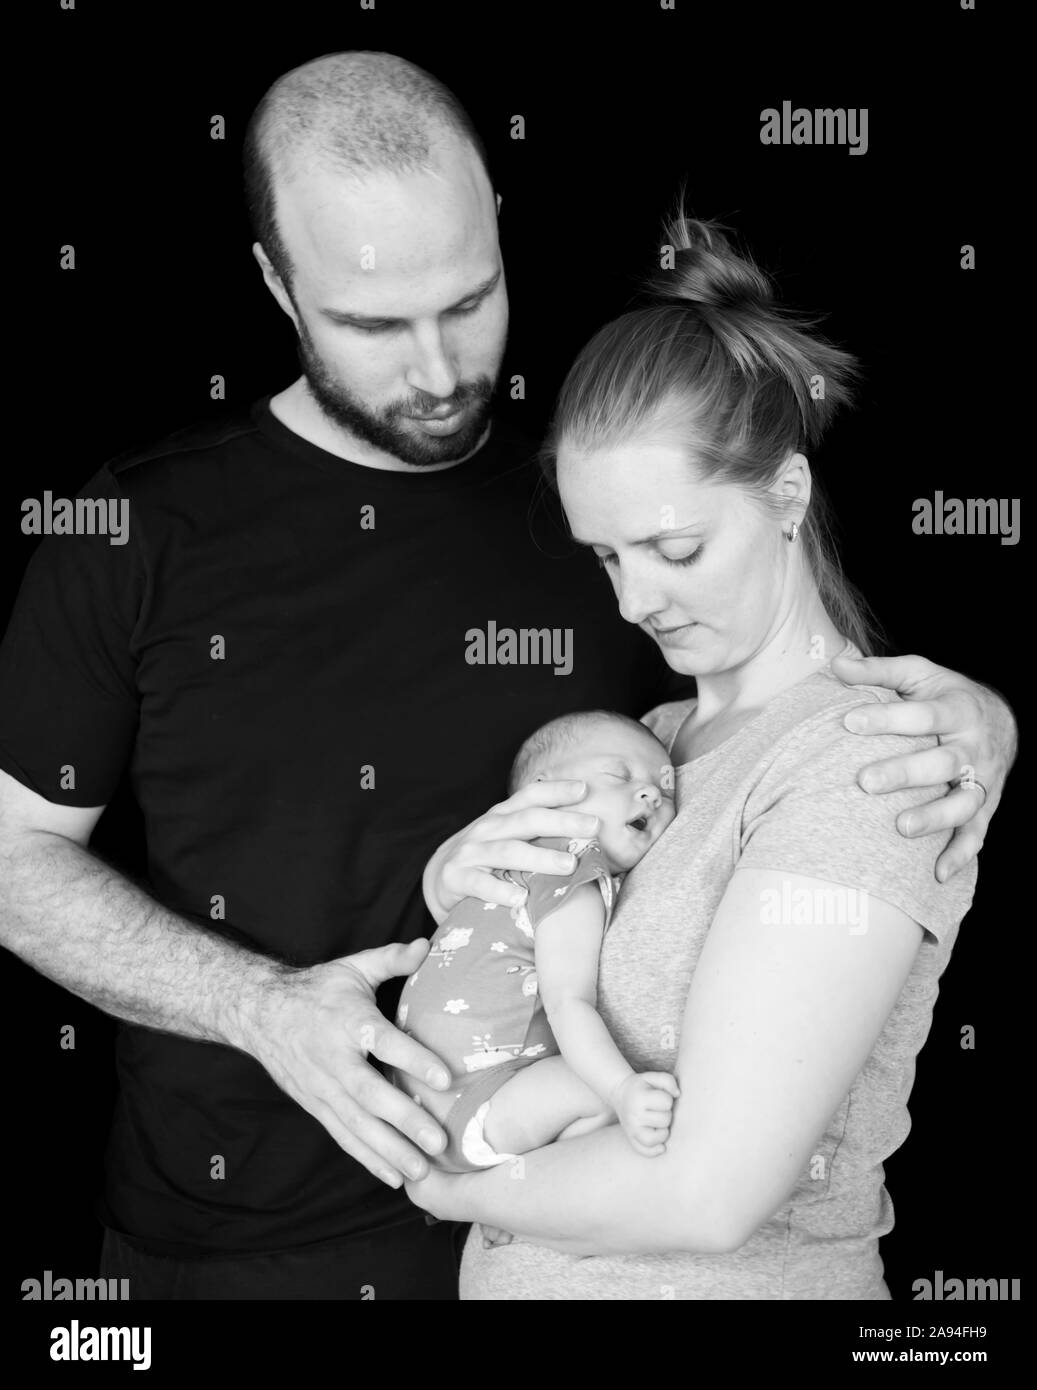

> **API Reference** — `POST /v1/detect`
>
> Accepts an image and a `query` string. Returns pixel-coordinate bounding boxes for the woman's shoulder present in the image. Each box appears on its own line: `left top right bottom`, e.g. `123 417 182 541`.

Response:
640 698 697 752
771 667 935 764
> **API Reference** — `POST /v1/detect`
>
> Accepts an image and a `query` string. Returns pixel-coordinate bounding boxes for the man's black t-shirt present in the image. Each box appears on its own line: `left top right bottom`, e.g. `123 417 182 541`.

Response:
0 397 690 1256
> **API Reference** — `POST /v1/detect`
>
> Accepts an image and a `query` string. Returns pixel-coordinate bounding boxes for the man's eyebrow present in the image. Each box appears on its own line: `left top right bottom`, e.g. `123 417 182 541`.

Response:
319 268 502 326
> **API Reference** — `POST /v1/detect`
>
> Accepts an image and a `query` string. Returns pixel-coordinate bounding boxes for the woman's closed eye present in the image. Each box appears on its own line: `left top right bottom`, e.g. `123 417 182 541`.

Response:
594 545 704 569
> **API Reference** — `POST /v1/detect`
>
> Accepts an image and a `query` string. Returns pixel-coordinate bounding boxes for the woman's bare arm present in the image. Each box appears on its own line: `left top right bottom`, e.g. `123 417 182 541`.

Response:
406 866 924 1255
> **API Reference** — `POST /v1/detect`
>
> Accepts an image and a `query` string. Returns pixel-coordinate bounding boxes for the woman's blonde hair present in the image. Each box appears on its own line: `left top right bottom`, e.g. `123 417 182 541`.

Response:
542 211 884 656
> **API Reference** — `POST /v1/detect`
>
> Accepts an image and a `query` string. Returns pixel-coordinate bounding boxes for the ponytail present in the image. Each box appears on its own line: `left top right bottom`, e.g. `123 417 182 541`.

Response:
542 212 883 655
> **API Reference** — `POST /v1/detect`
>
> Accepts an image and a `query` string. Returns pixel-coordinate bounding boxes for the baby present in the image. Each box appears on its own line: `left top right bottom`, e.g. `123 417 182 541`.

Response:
394 709 679 1173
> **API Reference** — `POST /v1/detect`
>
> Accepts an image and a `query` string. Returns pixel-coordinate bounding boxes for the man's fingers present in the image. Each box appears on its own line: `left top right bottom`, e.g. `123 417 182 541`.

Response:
856 744 965 795
358 1013 453 1091
345 938 431 991
844 699 943 738
831 653 937 693
340 1062 449 1158
936 826 985 883
318 1084 438 1182
307 1095 407 1188
895 788 989 840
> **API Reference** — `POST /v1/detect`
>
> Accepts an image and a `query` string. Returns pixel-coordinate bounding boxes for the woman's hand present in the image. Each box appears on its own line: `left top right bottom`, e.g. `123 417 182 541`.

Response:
422 781 601 922
831 654 1017 881
404 1166 474 1223
405 1168 517 1248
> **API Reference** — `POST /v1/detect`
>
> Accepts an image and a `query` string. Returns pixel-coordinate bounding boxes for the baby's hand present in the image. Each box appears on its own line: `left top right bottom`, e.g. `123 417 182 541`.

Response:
611 1072 680 1157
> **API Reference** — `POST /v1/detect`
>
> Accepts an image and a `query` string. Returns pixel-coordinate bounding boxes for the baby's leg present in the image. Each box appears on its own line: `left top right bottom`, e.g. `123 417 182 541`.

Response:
482 1055 616 1155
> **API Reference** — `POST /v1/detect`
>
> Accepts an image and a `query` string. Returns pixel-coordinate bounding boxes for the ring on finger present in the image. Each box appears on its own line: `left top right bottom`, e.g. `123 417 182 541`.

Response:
956 776 988 803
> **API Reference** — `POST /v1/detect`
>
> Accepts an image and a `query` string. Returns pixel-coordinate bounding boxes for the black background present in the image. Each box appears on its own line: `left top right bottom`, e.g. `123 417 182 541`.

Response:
5 0 1025 1338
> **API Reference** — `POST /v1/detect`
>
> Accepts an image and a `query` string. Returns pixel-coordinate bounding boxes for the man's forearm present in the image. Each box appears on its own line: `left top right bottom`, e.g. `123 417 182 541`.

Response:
0 828 282 1052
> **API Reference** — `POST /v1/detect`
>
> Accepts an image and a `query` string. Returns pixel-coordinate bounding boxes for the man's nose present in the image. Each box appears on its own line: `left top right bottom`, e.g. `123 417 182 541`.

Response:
406 323 459 400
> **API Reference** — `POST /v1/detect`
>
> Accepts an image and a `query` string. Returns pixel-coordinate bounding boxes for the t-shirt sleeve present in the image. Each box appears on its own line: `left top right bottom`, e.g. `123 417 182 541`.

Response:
639 699 693 752
737 701 977 944
0 468 145 806
516 839 617 935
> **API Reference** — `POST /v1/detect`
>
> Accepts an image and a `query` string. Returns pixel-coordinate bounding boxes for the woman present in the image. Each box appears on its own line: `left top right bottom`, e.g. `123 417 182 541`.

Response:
407 216 979 1299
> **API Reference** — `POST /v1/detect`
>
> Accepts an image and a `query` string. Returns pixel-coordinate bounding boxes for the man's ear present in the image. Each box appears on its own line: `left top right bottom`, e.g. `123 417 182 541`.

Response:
251 242 299 328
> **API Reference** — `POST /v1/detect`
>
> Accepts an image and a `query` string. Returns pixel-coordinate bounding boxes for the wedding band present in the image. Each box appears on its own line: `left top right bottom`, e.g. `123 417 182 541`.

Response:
957 777 988 802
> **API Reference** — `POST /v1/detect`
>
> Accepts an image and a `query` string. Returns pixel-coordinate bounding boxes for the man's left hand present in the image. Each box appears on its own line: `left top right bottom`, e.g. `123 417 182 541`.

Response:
831 654 1017 882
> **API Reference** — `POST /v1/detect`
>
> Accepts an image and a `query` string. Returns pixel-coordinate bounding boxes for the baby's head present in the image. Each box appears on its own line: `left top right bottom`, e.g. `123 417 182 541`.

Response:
508 710 676 872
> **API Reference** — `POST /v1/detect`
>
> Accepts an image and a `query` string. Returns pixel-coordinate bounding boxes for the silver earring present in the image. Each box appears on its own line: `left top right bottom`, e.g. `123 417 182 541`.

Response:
785 521 800 542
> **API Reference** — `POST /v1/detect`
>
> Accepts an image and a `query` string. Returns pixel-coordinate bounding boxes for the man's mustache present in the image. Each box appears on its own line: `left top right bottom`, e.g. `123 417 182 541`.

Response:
392 378 494 419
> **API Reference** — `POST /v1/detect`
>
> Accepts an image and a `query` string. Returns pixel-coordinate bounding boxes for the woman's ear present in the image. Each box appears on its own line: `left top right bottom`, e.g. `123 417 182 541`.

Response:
772 451 812 520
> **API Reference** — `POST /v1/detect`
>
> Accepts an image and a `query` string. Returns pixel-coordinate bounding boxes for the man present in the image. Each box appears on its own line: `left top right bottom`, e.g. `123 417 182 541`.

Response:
0 51 1014 1299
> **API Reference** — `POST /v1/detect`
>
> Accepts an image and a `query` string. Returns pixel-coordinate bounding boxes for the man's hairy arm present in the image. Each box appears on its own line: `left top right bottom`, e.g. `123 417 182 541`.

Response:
1 808 276 1048
0 769 452 1185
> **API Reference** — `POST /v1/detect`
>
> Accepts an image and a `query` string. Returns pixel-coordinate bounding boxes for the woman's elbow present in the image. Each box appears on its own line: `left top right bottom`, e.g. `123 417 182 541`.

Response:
668 1159 766 1255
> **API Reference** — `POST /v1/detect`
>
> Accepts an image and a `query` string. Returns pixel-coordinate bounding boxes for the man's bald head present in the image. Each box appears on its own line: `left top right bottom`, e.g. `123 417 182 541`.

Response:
243 50 492 296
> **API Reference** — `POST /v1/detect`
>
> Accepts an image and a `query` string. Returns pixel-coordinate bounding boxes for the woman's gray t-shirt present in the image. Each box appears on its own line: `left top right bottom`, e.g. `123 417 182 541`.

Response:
459 664 977 1300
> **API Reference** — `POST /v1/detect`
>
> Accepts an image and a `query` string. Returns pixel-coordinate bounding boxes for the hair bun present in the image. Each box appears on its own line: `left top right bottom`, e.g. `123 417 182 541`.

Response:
654 217 773 313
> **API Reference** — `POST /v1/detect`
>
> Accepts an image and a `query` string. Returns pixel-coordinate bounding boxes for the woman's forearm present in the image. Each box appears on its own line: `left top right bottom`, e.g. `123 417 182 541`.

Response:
455 1122 730 1257
422 829 465 924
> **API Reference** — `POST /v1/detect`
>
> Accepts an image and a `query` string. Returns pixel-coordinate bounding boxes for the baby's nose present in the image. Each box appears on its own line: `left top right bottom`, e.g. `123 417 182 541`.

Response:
637 784 662 808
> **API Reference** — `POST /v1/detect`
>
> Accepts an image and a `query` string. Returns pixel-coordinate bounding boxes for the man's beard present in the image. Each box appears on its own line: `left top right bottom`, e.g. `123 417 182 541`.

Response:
294 315 498 467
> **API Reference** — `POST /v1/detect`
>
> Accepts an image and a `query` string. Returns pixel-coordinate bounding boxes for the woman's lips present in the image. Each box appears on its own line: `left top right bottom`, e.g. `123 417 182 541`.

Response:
653 622 697 644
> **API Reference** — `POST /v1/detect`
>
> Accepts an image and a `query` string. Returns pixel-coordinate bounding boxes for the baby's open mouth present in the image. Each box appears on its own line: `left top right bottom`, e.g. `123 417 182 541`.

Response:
627 815 649 832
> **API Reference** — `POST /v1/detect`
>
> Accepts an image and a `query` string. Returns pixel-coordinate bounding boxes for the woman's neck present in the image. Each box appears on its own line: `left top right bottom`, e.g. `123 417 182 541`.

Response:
690 601 848 734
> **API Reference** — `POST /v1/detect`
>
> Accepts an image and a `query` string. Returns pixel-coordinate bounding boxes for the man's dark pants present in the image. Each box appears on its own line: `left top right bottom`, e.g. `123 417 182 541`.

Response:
99 1217 467 1299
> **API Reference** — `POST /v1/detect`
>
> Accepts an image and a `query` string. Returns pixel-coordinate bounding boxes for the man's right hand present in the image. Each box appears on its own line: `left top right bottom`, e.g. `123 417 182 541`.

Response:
424 780 600 920
241 938 453 1189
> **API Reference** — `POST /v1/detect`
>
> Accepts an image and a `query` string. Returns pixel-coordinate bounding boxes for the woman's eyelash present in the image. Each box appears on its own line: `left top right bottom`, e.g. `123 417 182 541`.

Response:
595 547 703 569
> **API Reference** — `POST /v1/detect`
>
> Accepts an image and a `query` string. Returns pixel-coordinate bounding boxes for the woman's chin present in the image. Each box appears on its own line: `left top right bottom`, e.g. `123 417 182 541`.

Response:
660 649 709 677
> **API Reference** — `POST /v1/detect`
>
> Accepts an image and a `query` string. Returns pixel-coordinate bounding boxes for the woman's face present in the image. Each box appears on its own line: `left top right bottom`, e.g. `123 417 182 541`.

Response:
557 436 792 679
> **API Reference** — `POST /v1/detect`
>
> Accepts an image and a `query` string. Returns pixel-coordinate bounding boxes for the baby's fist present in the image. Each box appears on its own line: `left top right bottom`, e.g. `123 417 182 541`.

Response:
612 1071 680 1157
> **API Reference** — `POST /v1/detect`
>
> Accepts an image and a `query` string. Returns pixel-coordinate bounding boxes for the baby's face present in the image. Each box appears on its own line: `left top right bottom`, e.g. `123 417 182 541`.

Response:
535 720 677 872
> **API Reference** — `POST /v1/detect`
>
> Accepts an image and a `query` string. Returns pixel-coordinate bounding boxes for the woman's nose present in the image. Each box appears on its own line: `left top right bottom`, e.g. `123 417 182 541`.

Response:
616 569 665 627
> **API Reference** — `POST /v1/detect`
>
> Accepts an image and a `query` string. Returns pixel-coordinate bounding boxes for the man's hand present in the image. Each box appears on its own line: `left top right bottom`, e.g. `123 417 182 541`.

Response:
425 781 600 919
241 939 452 1188
832 653 1017 882
611 1072 680 1157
